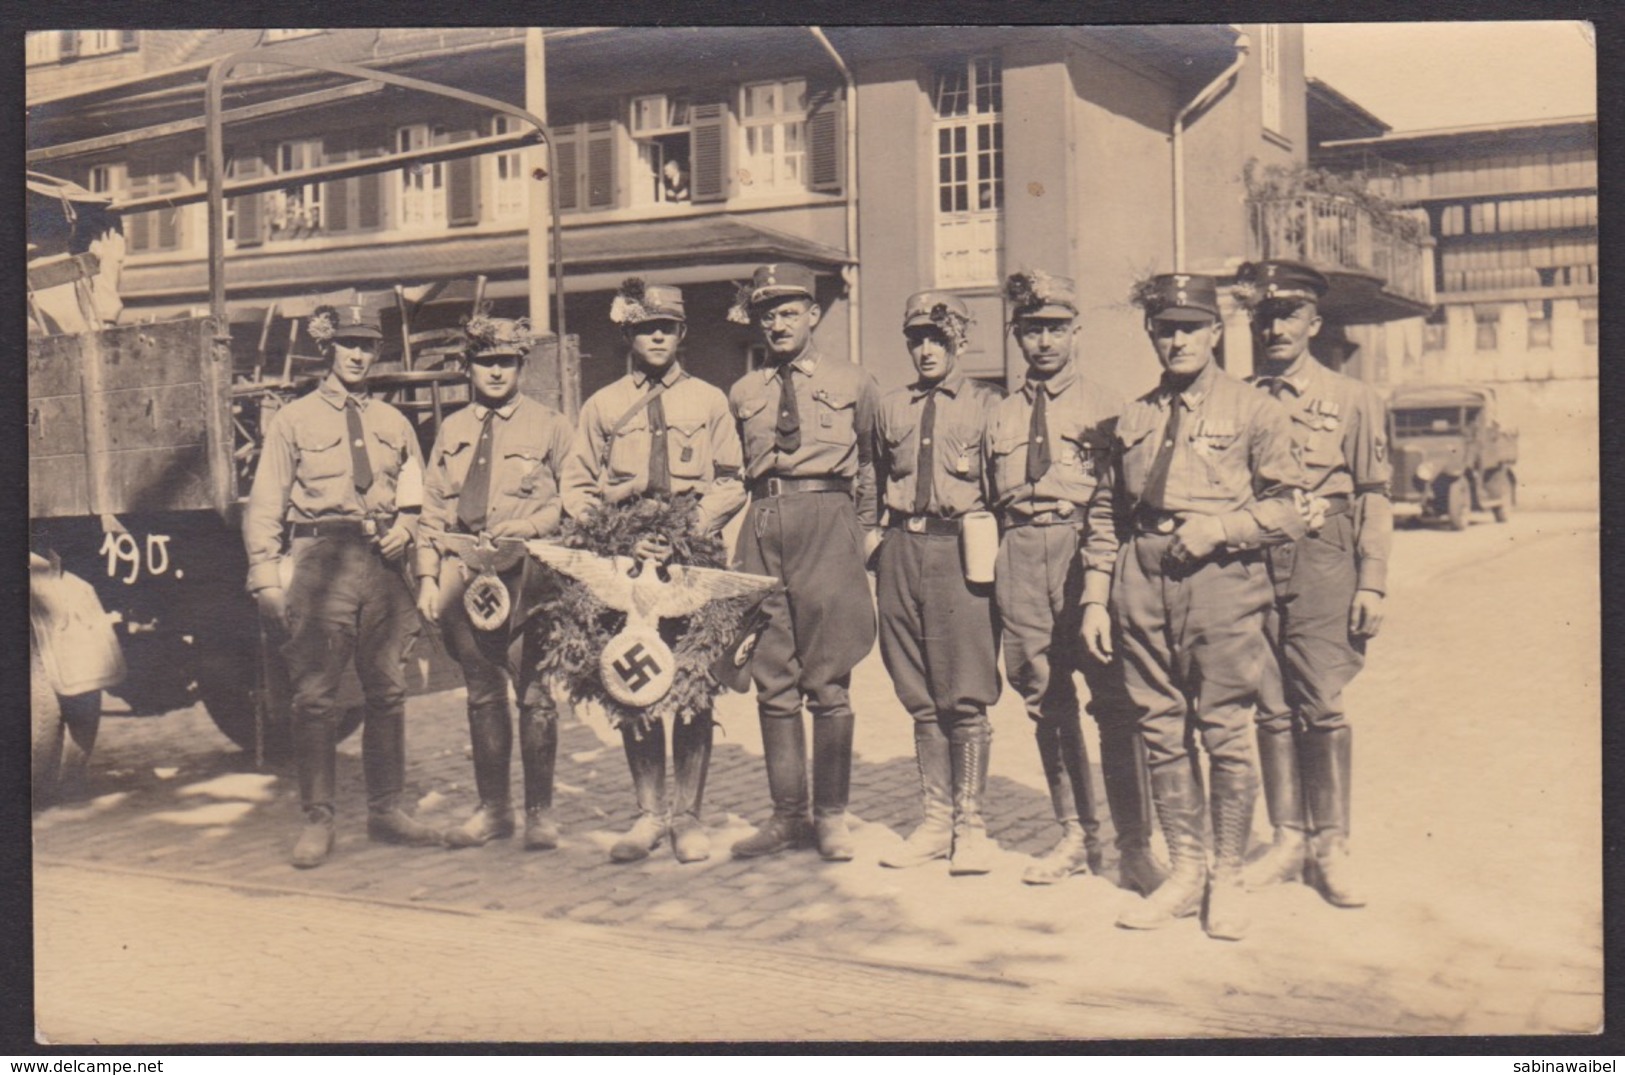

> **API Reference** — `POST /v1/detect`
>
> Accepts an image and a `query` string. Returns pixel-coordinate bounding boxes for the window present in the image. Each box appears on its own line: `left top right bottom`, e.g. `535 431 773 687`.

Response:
1526 300 1553 349
321 133 387 236
1261 24 1284 137
933 57 1003 287
29 30 135 64
124 158 187 254
629 94 694 206
552 106 617 213
1474 305 1500 352
490 114 528 220
269 140 323 237
738 80 806 195
87 165 112 195
1423 310 1448 353
1581 297 1598 347
397 125 447 230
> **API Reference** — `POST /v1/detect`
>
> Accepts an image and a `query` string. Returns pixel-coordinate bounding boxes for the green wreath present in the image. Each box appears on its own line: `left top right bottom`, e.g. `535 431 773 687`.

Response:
531 496 753 732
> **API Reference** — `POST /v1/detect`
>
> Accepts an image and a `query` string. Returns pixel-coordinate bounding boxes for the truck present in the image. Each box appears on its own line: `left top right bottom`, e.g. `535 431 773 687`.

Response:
1385 383 1519 530
28 51 577 806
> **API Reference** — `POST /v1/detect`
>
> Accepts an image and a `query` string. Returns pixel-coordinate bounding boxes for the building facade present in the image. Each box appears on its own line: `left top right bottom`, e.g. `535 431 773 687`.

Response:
28 25 1410 407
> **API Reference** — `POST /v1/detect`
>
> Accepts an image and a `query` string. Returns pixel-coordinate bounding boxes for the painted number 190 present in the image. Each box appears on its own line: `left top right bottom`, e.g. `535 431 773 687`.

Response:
100 532 174 584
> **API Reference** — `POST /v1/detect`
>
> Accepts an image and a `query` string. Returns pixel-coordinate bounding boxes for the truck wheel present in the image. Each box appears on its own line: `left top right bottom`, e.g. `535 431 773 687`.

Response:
1487 468 1515 523
32 651 101 810
1446 476 1471 531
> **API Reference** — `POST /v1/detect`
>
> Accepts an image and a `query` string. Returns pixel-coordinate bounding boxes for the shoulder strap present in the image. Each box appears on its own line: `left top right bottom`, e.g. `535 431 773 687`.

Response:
598 372 689 470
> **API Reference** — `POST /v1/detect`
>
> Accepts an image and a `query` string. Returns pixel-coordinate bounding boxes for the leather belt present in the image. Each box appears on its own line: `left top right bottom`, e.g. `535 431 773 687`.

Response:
1006 508 1082 529
887 514 961 536
1132 507 1185 535
1319 494 1352 517
289 518 382 540
749 475 851 499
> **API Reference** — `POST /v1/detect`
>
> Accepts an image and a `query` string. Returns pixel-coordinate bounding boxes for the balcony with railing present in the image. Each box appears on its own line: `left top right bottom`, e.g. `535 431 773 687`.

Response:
1247 192 1436 323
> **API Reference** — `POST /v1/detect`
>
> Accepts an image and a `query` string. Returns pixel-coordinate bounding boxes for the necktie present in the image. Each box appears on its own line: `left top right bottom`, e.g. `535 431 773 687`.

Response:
646 385 671 497
346 398 373 494
1024 386 1051 484
457 409 496 532
1141 396 1185 511
913 388 937 515
775 363 801 454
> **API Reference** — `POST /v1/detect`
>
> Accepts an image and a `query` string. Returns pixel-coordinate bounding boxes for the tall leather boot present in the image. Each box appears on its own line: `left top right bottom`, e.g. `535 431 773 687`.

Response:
611 722 669 863
1099 722 1169 896
1303 726 1366 908
731 713 814 858
948 718 996 876
881 720 954 868
811 708 856 861
518 703 560 850
1023 715 1098 884
291 717 336 869
446 701 516 848
1117 761 1208 930
669 713 714 863
1204 757 1258 941
1245 723 1308 889
362 707 442 846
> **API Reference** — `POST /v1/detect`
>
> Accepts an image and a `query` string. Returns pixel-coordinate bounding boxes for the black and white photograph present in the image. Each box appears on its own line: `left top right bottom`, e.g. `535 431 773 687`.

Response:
22 20 1601 1045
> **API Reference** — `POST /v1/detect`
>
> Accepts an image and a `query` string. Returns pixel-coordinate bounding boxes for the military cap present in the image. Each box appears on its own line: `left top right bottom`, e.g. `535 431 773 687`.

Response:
1133 273 1221 323
903 290 972 347
310 303 384 341
463 314 534 359
610 277 686 325
1236 260 1329 307
1005 269 1078 321
748 262 818 306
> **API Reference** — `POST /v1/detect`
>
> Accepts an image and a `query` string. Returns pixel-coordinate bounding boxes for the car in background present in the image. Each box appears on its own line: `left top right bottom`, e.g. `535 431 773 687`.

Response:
1386 383 1518 530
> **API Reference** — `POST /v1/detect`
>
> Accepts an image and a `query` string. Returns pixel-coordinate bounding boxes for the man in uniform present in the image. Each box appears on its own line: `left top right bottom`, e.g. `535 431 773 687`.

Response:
244 303 442 868
1239 260 1391 908
726 262 880 862
560 279 747 863
1112 274 1308 940
872 292 1003 875
416 315 576 851
984 270 1165 893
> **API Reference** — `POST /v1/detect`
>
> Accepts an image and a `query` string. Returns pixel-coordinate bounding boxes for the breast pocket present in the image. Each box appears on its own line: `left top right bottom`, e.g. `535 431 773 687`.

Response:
606 414 649 479
503 448 551 499
1115 420 1157 496
294 431 347 485
1052 431 1107 500
883 425 916 478
813 389 856 445
667 418 709 480
988 429 1028 495
734 395 773 461
1190 429 1249 501
1291 412 1343 470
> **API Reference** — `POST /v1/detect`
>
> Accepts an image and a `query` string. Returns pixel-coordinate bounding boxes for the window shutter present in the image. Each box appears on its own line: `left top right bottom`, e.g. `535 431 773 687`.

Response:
807 82 844 193
584 120 615 209
59 31 78 58
356 142 384 230
445 129 481 226
125 168 152 252
322 133 353 233
690 97 729 203
233 152 265 248
155 167 182 249
554 133 579 211
120 30 138 51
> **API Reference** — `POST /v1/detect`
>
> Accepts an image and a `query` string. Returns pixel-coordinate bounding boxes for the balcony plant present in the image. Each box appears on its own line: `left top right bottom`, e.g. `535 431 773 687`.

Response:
1243 159 1428 243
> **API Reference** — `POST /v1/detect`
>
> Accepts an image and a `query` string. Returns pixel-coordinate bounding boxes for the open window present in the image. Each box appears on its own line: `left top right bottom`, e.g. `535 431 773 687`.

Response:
629 94 694 207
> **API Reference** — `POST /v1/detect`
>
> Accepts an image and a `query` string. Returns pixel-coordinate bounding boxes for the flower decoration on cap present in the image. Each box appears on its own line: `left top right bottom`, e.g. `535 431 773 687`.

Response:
927 301 972 350
1004 268 1054 313
306 306 337 343
461 303 534 356
1127 273 1164 313
726 281 755 325
1229 277 1261 309
609 277 650 326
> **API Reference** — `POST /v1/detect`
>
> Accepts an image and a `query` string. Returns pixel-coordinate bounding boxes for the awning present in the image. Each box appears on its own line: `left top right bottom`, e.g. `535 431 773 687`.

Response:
116 214 852 310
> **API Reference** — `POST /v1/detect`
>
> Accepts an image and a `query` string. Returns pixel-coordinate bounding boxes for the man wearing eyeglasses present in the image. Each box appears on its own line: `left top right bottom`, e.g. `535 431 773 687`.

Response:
726 262 881 863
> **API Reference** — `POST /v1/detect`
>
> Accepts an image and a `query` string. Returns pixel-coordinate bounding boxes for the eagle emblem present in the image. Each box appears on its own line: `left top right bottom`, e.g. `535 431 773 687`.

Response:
526 542 780 707
438 532 529 630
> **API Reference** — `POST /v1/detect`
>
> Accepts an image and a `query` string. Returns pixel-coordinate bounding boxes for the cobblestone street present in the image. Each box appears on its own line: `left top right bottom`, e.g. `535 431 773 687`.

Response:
32 512 1602 1043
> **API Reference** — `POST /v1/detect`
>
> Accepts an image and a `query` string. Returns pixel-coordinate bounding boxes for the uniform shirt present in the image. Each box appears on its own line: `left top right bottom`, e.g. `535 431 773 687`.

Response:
560 364 747 534
1116 360 1307 550
983 361 1121 604
875 368 1001 520
728 342 880 528
415 393 575 579
244 373 422 593
1252 354 1394 592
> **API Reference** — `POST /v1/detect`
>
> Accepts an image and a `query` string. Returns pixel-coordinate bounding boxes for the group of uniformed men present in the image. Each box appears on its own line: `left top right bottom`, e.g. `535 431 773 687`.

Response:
244 255 1390 942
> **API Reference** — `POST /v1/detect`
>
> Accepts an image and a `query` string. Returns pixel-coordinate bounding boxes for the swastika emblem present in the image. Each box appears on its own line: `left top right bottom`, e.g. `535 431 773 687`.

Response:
599 626 676 708
463 573 511 631
611 643 663 693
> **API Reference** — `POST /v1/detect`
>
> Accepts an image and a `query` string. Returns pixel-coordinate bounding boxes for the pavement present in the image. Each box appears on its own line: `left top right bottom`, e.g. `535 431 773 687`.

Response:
31 510 1604 1044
